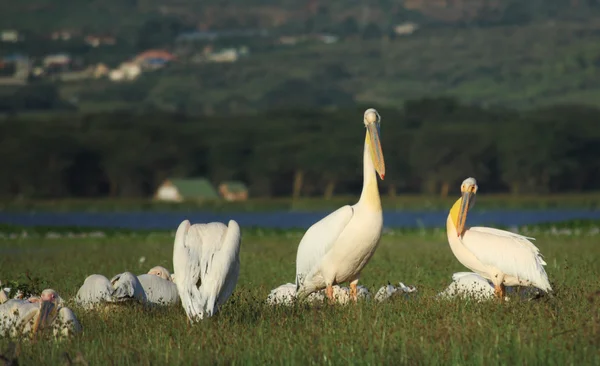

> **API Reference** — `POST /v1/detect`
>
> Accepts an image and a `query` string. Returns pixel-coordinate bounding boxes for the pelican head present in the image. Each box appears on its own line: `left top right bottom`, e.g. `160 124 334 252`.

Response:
363 108 385 180
32 289 61 336
456 177 478 236
148 266 172 281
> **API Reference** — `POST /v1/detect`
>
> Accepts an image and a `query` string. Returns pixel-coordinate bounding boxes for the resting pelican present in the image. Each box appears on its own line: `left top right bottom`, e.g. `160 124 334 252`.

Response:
75 272 147 309
267 283 370 306
173 219 241 323
137 266 179 306
295 108 385 303
446 177 552 299
374 282 417 302
0 289 82 338
438 272 542 301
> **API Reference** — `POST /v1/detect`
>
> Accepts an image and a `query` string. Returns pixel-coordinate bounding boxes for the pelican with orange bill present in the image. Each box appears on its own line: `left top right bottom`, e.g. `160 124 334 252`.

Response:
446 177 552 299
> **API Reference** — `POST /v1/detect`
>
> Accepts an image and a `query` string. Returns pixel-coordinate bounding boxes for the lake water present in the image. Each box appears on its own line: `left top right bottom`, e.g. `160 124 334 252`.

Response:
0 209 599 230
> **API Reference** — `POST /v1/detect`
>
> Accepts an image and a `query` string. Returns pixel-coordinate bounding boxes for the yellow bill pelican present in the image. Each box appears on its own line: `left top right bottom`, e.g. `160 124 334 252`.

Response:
446 177 552 299
295 108 385 303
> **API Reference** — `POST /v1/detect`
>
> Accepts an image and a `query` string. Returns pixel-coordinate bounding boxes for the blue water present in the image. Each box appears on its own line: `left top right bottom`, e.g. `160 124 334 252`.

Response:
0 210 599 230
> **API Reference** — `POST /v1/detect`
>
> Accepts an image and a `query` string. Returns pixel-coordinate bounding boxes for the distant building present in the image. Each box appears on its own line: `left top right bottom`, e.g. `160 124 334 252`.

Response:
1 30 20 42
155 178 219 202
207 48 239 63
134 50 176 70
84 35 117 47
43 53 71 67
218 181 249 202
0 54 30 85
394 23 419 36
109 62 141 82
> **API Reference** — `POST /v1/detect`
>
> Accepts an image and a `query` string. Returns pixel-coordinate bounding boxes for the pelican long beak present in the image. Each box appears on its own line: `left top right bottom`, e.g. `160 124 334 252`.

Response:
456 190 474 237
32 300 55 335
367 122 385 180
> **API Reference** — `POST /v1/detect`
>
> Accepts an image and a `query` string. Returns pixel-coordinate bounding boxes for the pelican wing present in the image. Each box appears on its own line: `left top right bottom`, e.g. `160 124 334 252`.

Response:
109 272 147 304
173 219 241 322
54 307 83 337
75 274 113 308
137 274 180 306
462 227 551 291
295 205 354 287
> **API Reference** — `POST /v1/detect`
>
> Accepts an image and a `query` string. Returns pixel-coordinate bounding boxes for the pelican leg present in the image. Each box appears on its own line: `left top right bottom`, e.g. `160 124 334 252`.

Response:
494 283 506 300
326 285 334 304
350 279 359 303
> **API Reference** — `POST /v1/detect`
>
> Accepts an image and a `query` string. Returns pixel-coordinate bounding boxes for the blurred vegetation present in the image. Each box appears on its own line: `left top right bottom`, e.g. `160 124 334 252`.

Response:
0 99 599 202
4 3 600 111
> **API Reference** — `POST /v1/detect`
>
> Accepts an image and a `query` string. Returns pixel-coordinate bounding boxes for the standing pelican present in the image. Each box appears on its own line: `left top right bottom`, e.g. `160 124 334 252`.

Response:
446 177 552 299
295 108 385 303
173 219 241 323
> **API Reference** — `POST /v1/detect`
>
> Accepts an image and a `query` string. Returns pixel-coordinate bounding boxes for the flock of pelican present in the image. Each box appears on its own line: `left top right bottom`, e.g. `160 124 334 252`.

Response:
0 108 552 339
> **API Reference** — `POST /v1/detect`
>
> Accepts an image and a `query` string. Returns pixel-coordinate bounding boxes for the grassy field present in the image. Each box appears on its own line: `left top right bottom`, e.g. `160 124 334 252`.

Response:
1 224 599 365
3 192 600 213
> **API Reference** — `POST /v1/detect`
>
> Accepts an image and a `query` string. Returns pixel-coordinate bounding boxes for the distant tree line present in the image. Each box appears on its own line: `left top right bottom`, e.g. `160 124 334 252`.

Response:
1 98 599 199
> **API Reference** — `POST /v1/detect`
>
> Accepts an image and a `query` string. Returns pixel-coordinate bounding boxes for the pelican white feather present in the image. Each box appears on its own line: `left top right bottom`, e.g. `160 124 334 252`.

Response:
173 219 241 322
137 274 179 306
75 272 147 309
1 289 81 338
295 108 386 302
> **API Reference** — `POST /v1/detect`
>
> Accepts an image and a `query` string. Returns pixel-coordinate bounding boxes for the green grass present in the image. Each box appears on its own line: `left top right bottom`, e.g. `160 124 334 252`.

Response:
1 225 599 364
2 192 600 213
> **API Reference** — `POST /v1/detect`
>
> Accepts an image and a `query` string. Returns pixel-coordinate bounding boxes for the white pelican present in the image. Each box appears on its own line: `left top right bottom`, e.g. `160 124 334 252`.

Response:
267 283 370 306
173 219 241 323
295 108 385 303
438 272 502 301
374 282 417 302
0 289 82 338
438 272 543 301
75 272 147 309
446 177 552 299
137 266 179 306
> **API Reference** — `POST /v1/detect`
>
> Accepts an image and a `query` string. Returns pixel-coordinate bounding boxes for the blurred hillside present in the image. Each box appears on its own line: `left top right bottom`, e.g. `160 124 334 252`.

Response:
2 1 600 113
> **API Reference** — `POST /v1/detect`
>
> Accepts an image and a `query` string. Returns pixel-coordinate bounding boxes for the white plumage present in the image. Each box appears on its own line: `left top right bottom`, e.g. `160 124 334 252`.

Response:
374 282 417 302
437 272 498 301
295 108 386 302
75 272 147 309
137 274 179 306
438 272 542 301
0 289 81 338
266 283 370 306
173 219 241 322
446 177 552 298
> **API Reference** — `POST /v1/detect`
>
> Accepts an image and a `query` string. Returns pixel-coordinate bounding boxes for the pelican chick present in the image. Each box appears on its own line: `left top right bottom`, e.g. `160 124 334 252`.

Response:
267 283 370 306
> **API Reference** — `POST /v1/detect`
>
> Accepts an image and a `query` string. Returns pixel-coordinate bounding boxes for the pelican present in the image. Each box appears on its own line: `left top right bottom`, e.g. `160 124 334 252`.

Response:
75 272 147 309
173 219 241 323
438 272 543 301
438 272 502 301
267 283 370 306
446 177 552 299
374 282 417 302
0 289 82 338
137 266 179 306
295 108 385 303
